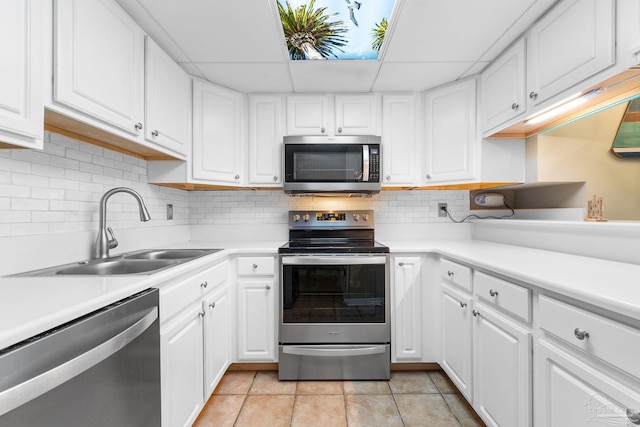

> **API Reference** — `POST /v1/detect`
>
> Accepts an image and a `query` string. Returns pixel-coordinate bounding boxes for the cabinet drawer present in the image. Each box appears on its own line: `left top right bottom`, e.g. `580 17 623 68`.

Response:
539 295 640 379
439 258 471 292
160 260 229 323
474 272 531 323
237 256 275 276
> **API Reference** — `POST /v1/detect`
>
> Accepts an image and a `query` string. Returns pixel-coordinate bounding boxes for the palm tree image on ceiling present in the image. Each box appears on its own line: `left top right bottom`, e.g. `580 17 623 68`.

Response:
277 0 395 60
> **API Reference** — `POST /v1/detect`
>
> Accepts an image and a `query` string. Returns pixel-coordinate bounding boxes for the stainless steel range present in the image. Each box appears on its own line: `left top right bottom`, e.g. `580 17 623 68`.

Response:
278 210 390 380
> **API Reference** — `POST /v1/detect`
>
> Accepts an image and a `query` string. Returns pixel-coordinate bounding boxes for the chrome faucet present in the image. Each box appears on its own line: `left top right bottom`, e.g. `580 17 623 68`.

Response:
94 187 151 259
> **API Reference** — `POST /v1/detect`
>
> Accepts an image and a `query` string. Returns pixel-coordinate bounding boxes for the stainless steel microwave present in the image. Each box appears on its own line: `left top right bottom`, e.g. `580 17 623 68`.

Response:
283 136 382 194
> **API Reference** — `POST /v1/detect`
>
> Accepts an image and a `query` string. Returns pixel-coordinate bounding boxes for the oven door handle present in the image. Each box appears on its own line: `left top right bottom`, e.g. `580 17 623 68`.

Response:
282 345 387 357
281 256 387 265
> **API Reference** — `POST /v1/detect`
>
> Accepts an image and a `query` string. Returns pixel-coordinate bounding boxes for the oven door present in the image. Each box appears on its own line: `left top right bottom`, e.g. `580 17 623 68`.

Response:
279 254 390 344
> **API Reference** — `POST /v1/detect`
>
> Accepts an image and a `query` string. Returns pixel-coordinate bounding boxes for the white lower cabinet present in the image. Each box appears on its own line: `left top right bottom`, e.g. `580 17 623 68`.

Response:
236 256 277 361
161 304 204 427
159 260 230 427
392 256 424 362
473 302 532 427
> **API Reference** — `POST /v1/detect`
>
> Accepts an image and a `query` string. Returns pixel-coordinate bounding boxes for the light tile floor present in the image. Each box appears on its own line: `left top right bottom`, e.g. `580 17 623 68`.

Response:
194 370 486 427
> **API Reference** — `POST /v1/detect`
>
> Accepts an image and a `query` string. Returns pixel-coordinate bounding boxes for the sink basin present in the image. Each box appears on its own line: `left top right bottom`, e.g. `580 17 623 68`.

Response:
123 249 221 260
55 259 178 275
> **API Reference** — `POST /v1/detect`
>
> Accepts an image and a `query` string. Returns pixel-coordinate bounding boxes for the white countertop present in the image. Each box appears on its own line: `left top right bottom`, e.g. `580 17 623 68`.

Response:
2 238 639 350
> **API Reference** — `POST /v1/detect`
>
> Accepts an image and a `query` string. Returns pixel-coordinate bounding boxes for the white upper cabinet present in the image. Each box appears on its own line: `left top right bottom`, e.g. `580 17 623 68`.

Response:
618 0 640 68
0 1 43 149
145 37 191 157
248 95 283 186
334 94 381 136
424 78 477 184
382 94 418 186
192 80 245 185
286 95 331 136
286 94 380 136
527 0 615 108
55 0 145 137
481 38 527 134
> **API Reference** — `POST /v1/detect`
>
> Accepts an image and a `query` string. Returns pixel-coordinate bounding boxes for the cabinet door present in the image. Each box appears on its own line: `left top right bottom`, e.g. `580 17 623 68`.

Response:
203 286 231 398
481 38 526 133
192 80 244 184
286 95 330 135
618 0 640 68
55 0 145 136
473 303 532 427
392 256 423 361
0 0 43 149
334 94 380 136
145 37 190 157
424 78 477 184
382 94 417 186
161 305 204 427
535 339 640 427
527 0 615 108
441 283 473 401
248 95 283 185
237 280 275 361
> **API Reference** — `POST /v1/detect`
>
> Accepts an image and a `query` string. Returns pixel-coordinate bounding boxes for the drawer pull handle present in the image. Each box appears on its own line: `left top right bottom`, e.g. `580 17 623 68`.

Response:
472 310 480 317
459 301 467 308
252 263 258 269
201 281 208 288
398 262 404 266
209 302 215 309
529 91 538 100
489 289 498 297
447 271 454 277
574 328 590 340
265 285 271 290
198 311 205 317
627 409 640 425
511 103 519 110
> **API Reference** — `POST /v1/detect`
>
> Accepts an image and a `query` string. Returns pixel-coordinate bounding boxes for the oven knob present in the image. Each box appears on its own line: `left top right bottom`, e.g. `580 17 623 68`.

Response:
362 214 369 221
303 214 310 222
352 214 360 221
293 214 301 222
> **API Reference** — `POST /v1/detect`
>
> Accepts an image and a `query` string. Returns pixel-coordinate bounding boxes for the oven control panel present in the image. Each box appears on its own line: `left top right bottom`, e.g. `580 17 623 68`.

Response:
289 210 374 229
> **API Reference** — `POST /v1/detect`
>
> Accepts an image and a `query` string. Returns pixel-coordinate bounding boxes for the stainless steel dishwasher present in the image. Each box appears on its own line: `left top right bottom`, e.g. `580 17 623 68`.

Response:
0 288 160 427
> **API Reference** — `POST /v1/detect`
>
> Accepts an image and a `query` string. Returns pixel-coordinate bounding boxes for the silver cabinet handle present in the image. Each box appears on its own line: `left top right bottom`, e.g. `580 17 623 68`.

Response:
234 174 240 180
426 174 432 179
574 328 589 340
627 409 640 425
511 103 519 110
338 127 343 133
472 310 480 317
489 289 498 297
459 301 467 308
529 91 538 100
265 285 271 290
273 176 278 181
386 175 391 181
398 262 404 266
447 271 454 277
321 127 326 133
135 122 143 130
209 302 215 309
0 307 157 415
198 311 205 317
151 130 159 137
201 281 208 288
253 263 258 269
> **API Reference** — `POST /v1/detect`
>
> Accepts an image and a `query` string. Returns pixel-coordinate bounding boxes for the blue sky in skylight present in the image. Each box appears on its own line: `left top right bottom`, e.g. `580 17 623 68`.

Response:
277 0 396 60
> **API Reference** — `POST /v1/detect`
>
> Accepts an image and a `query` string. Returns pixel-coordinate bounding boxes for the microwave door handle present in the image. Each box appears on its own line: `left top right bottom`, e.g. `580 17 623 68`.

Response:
362 145 369 182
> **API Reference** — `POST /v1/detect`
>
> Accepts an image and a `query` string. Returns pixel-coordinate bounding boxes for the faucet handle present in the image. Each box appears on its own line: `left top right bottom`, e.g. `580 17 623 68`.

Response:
106 227 118 249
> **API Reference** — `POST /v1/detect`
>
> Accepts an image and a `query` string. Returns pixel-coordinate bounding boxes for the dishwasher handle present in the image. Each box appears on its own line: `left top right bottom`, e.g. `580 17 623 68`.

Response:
0 307 158 416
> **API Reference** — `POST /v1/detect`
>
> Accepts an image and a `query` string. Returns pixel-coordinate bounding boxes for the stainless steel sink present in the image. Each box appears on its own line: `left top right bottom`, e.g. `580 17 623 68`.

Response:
54 259 179 275
123 249 221 260
9 248 223 277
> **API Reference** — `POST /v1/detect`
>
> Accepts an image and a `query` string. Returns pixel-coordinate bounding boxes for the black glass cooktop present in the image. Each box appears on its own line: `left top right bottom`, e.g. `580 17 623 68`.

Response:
278 239 389 254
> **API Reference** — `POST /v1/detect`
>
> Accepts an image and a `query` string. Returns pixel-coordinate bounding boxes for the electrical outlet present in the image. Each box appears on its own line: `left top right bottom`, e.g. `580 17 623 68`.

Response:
166 204 173 220
438 203 447 217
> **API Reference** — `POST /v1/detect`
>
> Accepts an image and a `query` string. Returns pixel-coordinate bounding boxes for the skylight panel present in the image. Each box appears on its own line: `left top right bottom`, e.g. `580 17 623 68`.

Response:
277 0 396 60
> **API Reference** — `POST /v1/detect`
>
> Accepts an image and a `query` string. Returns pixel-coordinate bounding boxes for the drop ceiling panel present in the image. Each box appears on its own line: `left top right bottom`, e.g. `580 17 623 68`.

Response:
195 63 293 93
373 62 474 92
289 61 381 93
135 0 286 62
384 0 540 62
